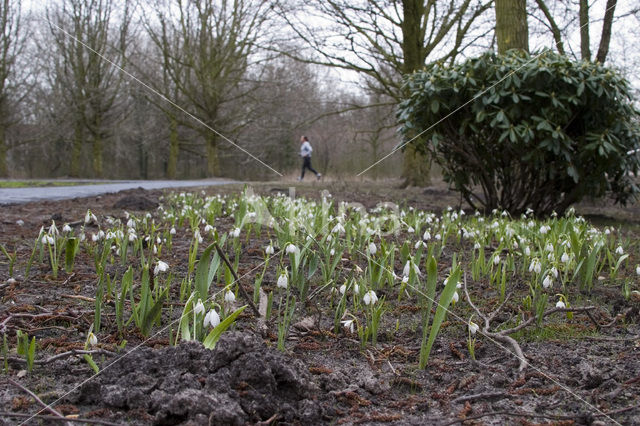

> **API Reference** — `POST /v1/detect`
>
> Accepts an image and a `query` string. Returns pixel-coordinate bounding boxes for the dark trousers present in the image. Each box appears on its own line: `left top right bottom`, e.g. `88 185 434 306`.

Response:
300 156 318 179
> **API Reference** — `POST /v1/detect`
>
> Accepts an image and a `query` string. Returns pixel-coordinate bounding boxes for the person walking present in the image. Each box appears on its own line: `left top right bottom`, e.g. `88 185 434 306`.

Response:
298 135 321 181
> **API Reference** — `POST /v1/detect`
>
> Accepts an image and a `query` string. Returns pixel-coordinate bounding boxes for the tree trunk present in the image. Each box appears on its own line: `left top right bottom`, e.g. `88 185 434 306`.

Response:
0 125 7 177
92 134 103 178
167 115 179 179
206 134 220 177
401 143 431 187
534 0 565 55
579 0 591 60
595 0 617 63
70 121 83 177
495 0 529 54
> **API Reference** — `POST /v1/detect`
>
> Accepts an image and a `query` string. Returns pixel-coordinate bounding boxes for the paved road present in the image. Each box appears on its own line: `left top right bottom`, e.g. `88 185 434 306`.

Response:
0 179 237 205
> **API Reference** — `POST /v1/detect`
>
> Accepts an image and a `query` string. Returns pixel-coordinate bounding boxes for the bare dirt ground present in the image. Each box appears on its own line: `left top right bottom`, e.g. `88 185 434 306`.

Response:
0 179 639 425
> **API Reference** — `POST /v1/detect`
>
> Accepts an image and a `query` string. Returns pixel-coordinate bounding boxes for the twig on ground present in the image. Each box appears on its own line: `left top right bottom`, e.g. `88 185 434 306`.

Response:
213 241 261 317
463 274 596 371
7 349 115 366
6 378 68 422
0 411 120 425
452 391 510 404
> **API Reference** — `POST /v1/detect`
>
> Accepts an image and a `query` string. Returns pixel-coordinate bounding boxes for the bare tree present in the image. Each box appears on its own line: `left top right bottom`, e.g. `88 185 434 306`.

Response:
44 0 132 177
0 0 28 177
143 0 274 177
275 0 493 186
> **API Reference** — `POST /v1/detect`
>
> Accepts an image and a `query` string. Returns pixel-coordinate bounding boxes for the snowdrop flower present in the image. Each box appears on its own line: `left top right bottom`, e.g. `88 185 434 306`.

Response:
403 261 411 277
529 259 541 274
468 321 479 335
331 223 345 234
555 300 566 309
473 242 481 250
368 242 377 256
204 309 220 328
285 243 298 254
542 275 553 289
550 267 558 279
435 233 442 240
636 265 640 276
16 219 24 226
204 224 214 233
170 227 176 235
194 299 205 315
604 228 611 235
545 243 554 252
402 275 409 284
224 290 236 304
560 252 570 263
154 260 169 275
330 248 335 256
231 227 241 238
127 218 135 229
277 273 288 289
339 283 347 294
615 246 624 255
363 290 378 305
62 224 72 233
493 254 500 265
423 231 431 241
540 225 550 234
195 229 203 243
85 210 97 224
341 319 355 333
407 226 415 233
128 232 137 242
326 235 333 242
42 235 55 245
88 332 98 346
265 244 275 255
452 291 459 303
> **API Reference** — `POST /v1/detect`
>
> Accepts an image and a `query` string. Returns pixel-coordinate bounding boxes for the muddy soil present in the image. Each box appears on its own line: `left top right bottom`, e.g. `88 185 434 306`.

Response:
0 180 639 425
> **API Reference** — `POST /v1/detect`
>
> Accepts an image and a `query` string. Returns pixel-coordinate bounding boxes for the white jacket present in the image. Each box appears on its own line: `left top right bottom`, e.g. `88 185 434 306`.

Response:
300 141 313 157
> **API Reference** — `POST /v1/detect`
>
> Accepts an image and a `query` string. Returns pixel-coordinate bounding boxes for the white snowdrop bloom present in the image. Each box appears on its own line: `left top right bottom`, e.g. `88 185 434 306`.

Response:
423 231 431 241
363 290 378 305
194 299 205 315
154 260 169 275
341 319 355 333
231 227 241 238
468 321 479 335
85 210 97 224
529 259 541 274
368 242 377 255
204 224 213 233
339 283 347 295
353 283 360 294
435 233 442 240
79 233 86 242
6 278 16 285
542 275 553 289
561 252 570 263
473 242 481 250
330 248 335 256
42 235 55 245
204 309 220 328
265 245 275 255
402 275 409 284
550 267 558 279
195 230 203 243
277 273 288 289
170 227 176 235
285 243 298 254
403 261 411 277
452 292 459 303
153 245 158 254
555 300 566 309
326 235 332 242
493 254 500 265
636 265 640 276
91 233 100 242
156 236 162 245
540 225 550 234
491 221 499 229
127 218 135 229
615 246 624 255
331 223 345 234
224 290 236 304
407 226 415 233
88 332 98 346
16 219 24 226
545 243 554 252
62 224 72 233
604 228 611 235
547 253 555 262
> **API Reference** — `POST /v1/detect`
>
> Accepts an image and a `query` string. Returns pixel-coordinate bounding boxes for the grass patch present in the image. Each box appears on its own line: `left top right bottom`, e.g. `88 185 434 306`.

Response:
511 322 598 342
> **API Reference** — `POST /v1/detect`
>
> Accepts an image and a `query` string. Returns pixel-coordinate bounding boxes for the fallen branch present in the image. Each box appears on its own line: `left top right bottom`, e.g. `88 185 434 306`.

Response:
7 349 115 366
213 241 261 317
6 378 69 423
0 411 120 425
452 391 509 404
463 275 596 371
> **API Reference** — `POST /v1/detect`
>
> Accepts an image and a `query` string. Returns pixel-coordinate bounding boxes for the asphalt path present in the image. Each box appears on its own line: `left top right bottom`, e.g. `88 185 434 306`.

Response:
0 179 237 205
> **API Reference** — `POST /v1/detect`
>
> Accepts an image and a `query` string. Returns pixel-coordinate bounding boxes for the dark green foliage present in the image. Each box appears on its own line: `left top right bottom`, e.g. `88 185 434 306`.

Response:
399 50 640 215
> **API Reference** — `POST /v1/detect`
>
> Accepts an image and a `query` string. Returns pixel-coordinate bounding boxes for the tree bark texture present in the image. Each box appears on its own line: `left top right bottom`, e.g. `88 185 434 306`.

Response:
495 0 529 54
596 0 617 63
579 0 591 60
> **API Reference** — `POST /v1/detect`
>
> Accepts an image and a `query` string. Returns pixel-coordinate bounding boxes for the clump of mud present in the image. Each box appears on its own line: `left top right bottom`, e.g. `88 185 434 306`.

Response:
73 333 324 425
